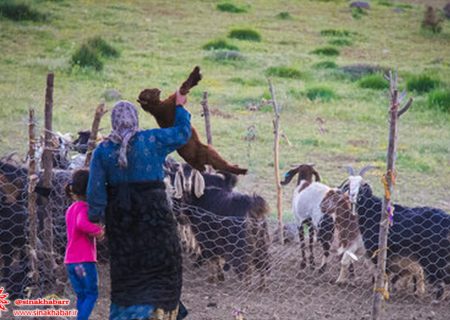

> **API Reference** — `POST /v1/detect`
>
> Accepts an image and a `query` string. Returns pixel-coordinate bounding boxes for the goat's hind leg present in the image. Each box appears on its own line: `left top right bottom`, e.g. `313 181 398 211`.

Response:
298 223 307 270
307 219 315 270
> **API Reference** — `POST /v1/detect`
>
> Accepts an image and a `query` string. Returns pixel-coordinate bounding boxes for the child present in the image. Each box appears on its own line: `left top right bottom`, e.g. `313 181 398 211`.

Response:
64 169 104 320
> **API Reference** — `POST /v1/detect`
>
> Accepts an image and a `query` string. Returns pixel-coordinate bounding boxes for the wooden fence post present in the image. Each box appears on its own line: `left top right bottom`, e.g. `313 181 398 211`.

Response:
41 73 56 280
372 71 413 320
84 102 107 167
201 91 213 146
27 108 39 297
268 79 284 244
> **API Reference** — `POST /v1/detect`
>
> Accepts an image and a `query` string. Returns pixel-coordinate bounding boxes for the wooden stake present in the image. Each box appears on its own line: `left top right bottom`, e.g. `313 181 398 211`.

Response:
268 79 284 244
372 71 413 320
41 73 56 281
84 102 107 167
201 91 213 146
27 108 39 296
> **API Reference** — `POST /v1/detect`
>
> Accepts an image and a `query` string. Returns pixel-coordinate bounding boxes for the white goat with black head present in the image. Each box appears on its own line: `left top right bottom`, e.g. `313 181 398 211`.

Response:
281 164 334 273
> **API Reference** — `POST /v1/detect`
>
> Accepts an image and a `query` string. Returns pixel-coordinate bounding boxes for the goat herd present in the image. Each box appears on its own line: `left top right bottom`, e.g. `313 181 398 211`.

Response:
0 131 450 309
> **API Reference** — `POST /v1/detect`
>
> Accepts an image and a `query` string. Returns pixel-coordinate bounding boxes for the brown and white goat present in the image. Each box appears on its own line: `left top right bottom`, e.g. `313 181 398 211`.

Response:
281 164 334 273
320 189 366 284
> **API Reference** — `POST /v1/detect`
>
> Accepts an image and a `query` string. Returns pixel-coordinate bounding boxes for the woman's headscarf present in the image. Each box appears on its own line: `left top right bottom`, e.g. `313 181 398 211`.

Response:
108 100 140 168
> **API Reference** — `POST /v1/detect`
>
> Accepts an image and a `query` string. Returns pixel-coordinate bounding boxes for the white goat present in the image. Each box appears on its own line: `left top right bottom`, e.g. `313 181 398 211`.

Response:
281 164 333 272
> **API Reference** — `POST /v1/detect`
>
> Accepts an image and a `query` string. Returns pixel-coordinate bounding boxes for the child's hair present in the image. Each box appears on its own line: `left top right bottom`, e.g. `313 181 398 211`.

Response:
65 169 89 198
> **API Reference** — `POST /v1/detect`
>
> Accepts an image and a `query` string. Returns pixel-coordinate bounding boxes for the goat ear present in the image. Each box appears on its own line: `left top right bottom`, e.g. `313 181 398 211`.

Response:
312 169 321 182
192 170 205 198
174 170 183 199
281 169 297 185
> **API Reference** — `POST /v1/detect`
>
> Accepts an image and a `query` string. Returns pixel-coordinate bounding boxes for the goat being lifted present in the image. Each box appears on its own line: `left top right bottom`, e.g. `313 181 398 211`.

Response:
281 164 334 273
138 66 247 175
341 165 450 301
165 160 270 286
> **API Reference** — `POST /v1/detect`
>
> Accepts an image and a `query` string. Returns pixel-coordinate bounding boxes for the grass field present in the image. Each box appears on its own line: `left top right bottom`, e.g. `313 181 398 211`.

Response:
0 0 449 218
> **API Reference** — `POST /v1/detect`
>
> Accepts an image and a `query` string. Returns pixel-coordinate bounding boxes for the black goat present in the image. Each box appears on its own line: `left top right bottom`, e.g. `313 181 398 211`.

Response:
342 179 450 300
167 160 270 286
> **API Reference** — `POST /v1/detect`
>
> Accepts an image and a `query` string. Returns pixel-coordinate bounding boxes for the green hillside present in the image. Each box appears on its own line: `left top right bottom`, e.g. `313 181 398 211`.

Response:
1 0 449 217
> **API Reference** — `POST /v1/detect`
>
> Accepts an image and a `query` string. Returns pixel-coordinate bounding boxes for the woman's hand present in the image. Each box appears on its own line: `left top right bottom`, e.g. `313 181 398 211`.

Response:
96 226 105 241
176 89 187 106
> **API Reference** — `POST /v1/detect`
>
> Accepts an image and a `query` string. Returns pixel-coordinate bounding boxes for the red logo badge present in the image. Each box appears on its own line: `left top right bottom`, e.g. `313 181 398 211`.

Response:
0 287 10 313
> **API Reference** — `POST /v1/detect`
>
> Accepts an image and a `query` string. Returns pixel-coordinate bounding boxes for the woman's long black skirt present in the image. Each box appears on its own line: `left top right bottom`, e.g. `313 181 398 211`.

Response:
106 181 182 311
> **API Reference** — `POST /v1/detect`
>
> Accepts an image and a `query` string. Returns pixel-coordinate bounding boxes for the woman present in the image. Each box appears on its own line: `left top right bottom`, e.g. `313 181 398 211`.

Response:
87 92 191 320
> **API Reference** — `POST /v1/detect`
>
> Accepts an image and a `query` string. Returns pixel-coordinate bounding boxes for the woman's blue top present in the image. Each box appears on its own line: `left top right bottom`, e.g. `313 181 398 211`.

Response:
87 105 191 222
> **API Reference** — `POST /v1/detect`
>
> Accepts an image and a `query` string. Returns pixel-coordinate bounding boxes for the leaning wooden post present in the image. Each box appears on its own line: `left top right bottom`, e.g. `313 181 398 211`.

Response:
84 102 107 167
42 73 56 276
27 108 39 297
372 71 413 320
201 91 213 146
268 79 284 244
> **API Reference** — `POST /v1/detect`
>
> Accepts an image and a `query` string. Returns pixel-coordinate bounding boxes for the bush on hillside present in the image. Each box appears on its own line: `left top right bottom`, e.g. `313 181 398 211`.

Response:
306 86 336 101
228 28 261 42
71 36 119 71
0 1 47 21
358 74 389 90
313 61 337 69
311 47 340 56
406 74 440 93
428 89 450 112
217 3 247 13
266 66 302 79
203 39 239 51
328 38 353 46
422 6 443 33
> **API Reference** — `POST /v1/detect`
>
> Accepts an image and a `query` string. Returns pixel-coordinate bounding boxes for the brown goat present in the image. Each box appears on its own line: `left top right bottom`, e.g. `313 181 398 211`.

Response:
320 189 365 284
137 66 247 175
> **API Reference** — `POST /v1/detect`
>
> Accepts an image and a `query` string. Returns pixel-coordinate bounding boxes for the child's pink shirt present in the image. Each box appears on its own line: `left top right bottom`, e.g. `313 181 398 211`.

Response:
64 201 103 264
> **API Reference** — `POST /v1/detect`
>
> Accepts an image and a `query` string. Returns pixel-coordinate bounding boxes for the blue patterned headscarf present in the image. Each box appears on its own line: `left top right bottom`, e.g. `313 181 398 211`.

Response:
108 100 140 168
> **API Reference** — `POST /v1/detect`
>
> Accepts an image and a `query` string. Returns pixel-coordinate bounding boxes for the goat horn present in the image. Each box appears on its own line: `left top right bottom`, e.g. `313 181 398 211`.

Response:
345 165 355 176
359 165 376 177
337 179 348 190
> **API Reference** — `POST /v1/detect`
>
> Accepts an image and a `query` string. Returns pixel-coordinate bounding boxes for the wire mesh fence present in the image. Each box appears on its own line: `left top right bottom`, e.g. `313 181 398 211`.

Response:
1 154 449 319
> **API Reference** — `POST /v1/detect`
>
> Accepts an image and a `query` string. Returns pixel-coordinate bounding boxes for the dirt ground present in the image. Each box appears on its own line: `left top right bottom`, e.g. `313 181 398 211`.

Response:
87 240 450 320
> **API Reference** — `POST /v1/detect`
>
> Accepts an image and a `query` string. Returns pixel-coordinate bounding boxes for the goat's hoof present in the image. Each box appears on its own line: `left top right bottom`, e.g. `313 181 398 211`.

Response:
300 262 307 270
217 274 225 282
206 277 216 284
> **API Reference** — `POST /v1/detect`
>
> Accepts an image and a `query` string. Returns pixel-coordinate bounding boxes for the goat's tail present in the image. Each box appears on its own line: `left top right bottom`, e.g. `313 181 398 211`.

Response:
249 195 270 220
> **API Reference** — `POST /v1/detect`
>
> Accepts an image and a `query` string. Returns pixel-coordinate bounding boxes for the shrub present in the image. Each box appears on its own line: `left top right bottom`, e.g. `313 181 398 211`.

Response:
311 47 340 56
407 74 440 93
313 61 337 69
339 64 385 80
421 6 443 33
428 89 450 112
358 74 389 90
87 36 119 58
276 12 292 20
228 28 261 42
202 39 239 51
352 7 368 19
320 29 351 37
0 1 47 21
306 86 336 101
328 38 352 46
71 44 103 71
377 0 393 6
71 36 119 70
208 50 244 62
217 3 247 13
266 66 302 79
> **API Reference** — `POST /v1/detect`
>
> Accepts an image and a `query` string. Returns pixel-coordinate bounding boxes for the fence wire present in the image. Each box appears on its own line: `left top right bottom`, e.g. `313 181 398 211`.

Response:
1 157 449 320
